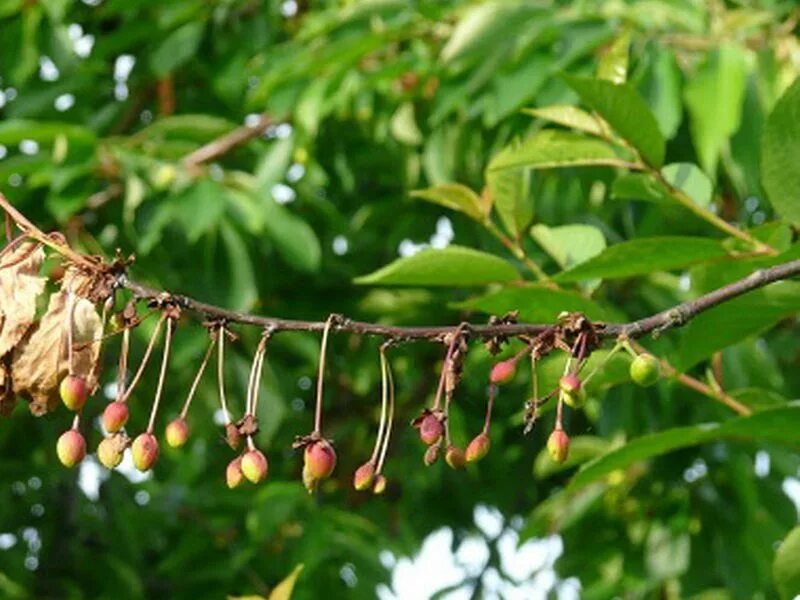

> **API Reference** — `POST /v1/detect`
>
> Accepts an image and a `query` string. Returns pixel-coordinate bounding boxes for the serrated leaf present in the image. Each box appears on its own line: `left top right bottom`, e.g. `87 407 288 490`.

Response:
554 236 728 282
355 246 519 286
531 223 606 270
452 284 622 322
522 105 604 136
486 166 531 236
774 526 800 599
568 403 800 491
564 75 665 167
489 130 625 172
684 44 748 175
676 282 800 370
761 78 800 225
411 184 489 222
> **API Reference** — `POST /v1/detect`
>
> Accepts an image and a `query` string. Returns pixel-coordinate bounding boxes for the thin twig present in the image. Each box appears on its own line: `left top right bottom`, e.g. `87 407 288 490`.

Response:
182 113 272 168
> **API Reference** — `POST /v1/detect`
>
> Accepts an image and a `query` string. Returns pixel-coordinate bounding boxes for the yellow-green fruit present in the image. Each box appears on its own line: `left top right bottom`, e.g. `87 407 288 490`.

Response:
372 474 387 495
57 430 86 468
226 457 244 489
241 449 268 484
60 374 89 411
165 417 189 448
97 436 125 469
304 439 337 480
353 462 375 491
547 429 570 464
131 433 159 471
302 462 317 493
561 388 586 409
630 353 660 387
445 445 466 469
465 433 490 463
102 401 129 433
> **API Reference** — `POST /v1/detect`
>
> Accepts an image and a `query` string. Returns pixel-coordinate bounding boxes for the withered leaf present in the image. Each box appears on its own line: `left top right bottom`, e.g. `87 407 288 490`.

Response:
0 241 46 358
12 269 103 416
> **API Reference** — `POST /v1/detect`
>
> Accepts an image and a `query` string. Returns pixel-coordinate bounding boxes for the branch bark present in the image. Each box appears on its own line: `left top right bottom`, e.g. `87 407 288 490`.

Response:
121 257 800 342
182 113 273 168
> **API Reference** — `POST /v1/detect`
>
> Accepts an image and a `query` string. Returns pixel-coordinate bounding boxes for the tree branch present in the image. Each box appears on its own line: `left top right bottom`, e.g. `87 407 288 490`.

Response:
121 258 800 343
182 113 273 168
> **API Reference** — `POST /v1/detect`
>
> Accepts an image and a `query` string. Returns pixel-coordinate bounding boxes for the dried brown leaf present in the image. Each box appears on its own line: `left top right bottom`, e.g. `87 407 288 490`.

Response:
0 241 46 357
12 269 103 416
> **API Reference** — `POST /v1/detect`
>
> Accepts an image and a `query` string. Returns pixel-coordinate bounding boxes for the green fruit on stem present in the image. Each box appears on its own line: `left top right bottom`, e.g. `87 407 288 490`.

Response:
630 353 660 387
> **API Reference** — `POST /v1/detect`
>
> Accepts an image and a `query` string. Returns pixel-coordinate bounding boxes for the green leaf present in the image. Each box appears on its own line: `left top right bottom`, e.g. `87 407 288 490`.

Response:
488 130 625 172
569 403 800 491
150 22 206 77
640 46 683 140
597 30 630 84
355 246 519 287
761 78 800 224
554 236 728 282
452 284 622 322
260 198 321 273
530 224 606 270
411 184 489 223
684 44 748 175
486 167 531 236
661 162 713 208
172 179 229 243
390 102 422 146
522 105 604 136
564 75 665 167
220 221 258 312
676 282 800 370
774 526 800 600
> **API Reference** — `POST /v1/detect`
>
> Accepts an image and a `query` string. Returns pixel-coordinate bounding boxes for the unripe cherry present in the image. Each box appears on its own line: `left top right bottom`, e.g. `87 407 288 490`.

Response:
97 436 124 469
419 414 443 446
445 445 466 470
165 417 189 448
423 443 440 466
559 373 582 395
131 433 159 471
226 457 244 489
353 462 376 491
465 433 491 463
630 353 660 387
241 449 268 484
372 474 387 495
304 439 337 480
225 423 242 450
559 373 585 408
490 360 516 384
56 430 86 468
102 401 129 433
547 429 570 464
60 374 89 411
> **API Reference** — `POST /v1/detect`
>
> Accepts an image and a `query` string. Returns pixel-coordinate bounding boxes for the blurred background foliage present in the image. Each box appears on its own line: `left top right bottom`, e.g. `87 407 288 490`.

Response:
1 0 800 598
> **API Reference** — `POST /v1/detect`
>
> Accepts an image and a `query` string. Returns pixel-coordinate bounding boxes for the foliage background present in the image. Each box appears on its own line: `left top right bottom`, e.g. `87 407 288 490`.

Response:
1 0 800 597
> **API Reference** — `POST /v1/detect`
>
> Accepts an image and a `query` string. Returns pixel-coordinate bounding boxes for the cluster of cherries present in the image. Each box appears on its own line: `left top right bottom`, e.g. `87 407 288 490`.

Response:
54 308 662 494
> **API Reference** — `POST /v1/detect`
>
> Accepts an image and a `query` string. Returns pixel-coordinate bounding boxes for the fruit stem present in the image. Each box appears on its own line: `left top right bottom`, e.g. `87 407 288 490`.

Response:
179 333 217 420
245 333 269 417
581 341 624 387
375 348 395 475
146 317 174 434
313 315 336 435
369 346 391 465
482 384 496 435
117 327 130 400
216 324 231 425
71 414 80 431
120 313 166 403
